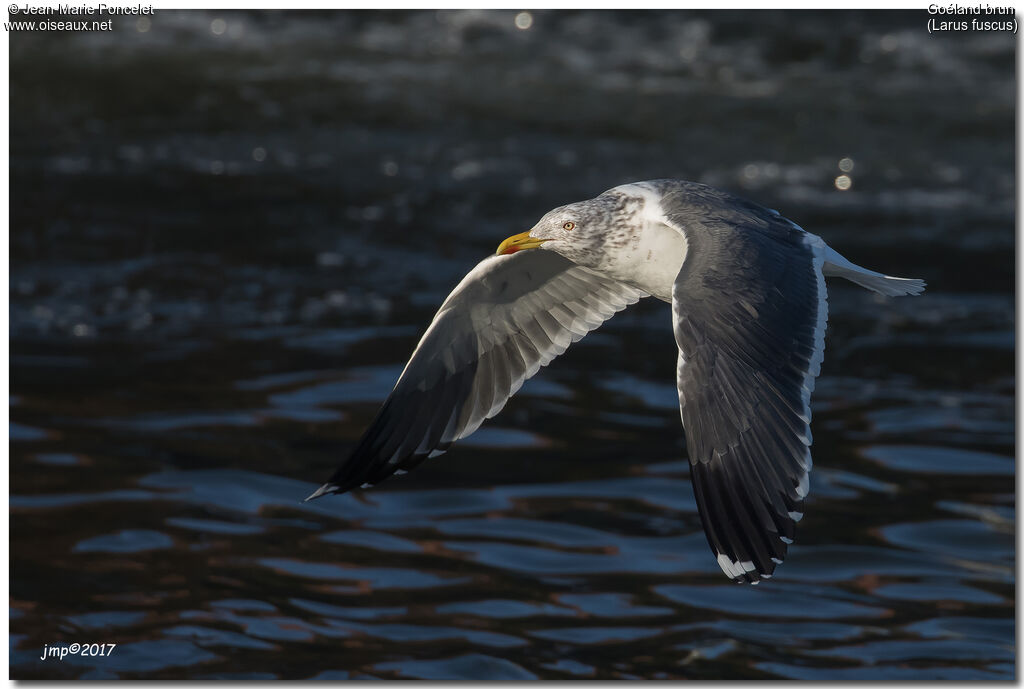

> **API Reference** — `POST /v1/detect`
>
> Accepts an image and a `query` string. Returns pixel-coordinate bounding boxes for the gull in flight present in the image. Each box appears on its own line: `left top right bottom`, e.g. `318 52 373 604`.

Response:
308 179 925 583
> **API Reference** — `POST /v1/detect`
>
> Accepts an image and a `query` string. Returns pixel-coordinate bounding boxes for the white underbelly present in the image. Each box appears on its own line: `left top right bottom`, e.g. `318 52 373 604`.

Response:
606 220 688 302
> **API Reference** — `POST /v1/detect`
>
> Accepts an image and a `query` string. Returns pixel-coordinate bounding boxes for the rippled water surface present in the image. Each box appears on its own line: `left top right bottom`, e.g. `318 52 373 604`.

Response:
10 9 1015 680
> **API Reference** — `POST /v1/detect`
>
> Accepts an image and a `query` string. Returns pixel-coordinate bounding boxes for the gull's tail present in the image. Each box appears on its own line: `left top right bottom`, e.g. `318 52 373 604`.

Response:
822 246 926 297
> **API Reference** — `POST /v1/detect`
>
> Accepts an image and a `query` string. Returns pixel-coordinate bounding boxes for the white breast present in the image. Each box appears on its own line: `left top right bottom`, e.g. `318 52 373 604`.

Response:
604 184 688 302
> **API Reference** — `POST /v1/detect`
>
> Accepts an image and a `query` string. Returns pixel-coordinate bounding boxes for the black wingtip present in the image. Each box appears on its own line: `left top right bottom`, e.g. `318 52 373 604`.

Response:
304 482 338 502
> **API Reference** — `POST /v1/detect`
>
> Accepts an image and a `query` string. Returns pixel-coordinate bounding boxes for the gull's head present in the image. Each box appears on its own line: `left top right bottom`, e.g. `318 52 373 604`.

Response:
496 194 625 266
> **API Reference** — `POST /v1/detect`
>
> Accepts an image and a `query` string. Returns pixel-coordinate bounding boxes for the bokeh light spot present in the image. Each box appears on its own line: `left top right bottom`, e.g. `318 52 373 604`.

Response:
210 18 227 35
838 157 854 172
834 175 852 191
514 12 533 30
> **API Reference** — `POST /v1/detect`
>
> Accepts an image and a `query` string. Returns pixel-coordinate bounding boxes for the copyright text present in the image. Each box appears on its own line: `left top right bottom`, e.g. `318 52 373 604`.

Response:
40 643 117 661
8 4 153 14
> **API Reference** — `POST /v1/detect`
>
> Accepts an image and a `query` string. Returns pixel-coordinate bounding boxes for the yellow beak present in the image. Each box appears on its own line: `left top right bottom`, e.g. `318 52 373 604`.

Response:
496 231 549 255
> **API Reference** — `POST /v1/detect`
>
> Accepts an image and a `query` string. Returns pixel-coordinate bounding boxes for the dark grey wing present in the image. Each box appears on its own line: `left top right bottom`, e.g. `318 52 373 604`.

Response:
308 250 647 499
663 193 826 583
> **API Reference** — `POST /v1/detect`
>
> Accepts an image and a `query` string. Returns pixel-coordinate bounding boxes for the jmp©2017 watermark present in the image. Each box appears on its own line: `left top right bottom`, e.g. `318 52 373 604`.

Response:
40 643 117 661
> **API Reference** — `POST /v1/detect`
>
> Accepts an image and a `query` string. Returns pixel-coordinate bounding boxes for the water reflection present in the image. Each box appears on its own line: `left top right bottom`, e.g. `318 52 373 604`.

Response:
12 418 1015 678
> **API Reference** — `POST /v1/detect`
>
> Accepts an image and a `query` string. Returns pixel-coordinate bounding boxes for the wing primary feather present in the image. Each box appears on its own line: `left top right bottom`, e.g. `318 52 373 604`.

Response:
669 191 823 583
309 251 648 499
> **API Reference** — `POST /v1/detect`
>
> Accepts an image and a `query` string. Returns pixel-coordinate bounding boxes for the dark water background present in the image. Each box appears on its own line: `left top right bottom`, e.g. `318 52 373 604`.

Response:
9 9 1015 680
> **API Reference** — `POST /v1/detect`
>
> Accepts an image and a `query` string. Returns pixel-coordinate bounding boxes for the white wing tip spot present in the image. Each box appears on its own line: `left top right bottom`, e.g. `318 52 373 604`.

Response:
304 483 338 502
802 450 814 471
428 449 446 458
788 510 804 522
716 552 756 579
795 472 810 499
780 536 794 545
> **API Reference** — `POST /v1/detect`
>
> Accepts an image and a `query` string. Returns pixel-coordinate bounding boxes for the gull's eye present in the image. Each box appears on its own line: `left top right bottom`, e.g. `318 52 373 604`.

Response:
562 221 575 231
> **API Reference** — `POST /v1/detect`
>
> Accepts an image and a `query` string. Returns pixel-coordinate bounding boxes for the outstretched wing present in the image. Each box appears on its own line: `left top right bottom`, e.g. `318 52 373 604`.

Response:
664 191 826 584
309 249 647 499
